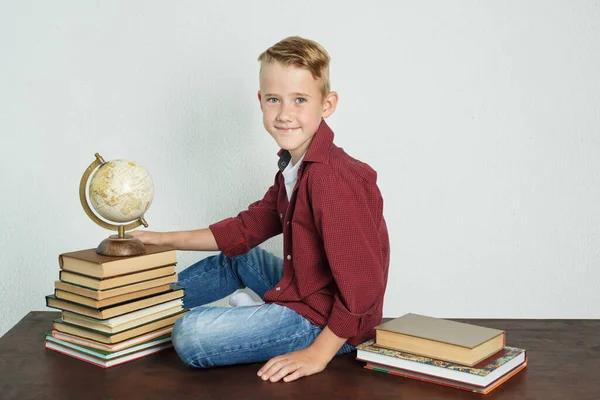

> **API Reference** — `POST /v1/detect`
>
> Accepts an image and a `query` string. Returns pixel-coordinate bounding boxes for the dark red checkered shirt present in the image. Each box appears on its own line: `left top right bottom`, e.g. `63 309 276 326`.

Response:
209 120 390 346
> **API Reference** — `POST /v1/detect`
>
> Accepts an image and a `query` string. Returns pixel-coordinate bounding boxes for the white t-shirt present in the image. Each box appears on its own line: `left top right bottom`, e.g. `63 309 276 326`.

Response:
282 154 305 201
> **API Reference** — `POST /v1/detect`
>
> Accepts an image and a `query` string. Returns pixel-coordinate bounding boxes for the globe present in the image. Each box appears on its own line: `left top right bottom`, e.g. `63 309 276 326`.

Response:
88 159 154 223
80 153 153 256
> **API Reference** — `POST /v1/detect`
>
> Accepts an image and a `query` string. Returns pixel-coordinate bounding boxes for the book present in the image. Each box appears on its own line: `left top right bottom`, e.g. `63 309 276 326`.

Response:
45 286 184 319
59 267 176 291
55 284 172 308
62 305 183 334
45 340 173 368
365 361 528 395
52 311 185 344
59 245 177 278
45 333 172 358
54 273 177 299
375 313 505 366
61 299 183 328
51 326 174 352
356 340 526 393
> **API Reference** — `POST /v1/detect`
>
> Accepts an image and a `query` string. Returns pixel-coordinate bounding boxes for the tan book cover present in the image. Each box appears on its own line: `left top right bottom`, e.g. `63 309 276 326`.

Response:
59 266 176 290
59 245 177 278
60 299 183 328
62 305 183 334
374 313 505 366
45 287 184 320
54 274 178 300
52 312 185 344
55 284 172 308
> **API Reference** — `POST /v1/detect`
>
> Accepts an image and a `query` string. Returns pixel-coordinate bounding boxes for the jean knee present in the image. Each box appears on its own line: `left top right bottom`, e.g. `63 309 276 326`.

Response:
172 314 210 368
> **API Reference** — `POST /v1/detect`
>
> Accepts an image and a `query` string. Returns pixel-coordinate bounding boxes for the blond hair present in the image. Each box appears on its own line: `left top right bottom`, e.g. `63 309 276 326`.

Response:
258 36 331 96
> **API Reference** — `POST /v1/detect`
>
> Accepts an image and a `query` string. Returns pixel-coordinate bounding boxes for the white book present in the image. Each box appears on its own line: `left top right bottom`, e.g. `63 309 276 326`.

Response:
356 346 526 387
62 299 183 327
62 305 183 333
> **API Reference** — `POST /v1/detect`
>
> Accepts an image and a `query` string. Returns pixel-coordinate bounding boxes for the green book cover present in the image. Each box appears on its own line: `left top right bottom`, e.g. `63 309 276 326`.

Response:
45 332 172 360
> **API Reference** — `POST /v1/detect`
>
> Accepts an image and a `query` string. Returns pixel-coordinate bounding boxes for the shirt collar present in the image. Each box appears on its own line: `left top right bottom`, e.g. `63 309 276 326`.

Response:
277 119 334 171
277 151 292 171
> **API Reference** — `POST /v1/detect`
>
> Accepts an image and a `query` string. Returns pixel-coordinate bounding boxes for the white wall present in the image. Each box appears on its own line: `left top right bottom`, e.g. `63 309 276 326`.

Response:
1 1 599 336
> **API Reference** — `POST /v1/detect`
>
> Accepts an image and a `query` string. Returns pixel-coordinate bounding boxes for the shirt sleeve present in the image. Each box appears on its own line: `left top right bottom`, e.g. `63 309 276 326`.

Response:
209 174 283 257
311 171 387 339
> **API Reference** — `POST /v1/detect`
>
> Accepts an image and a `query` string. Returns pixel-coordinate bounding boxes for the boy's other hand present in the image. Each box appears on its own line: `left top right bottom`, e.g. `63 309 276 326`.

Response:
128 230 162 245
257 347 328 383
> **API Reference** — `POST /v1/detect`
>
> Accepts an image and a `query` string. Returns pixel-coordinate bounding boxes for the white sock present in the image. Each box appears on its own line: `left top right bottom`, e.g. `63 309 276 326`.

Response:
229 292 265 307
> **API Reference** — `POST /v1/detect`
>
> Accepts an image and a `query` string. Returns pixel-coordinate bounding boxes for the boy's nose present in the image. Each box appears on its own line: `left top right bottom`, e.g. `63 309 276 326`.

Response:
276 103 294 122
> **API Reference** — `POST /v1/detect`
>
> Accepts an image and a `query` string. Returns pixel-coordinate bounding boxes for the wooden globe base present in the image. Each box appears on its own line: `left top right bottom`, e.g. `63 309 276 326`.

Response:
97 234 147 257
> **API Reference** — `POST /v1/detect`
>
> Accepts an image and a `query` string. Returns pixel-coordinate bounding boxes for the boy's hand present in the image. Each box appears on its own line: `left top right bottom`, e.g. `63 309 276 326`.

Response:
128 230 162 245
257 347 328 383
257 326 347 383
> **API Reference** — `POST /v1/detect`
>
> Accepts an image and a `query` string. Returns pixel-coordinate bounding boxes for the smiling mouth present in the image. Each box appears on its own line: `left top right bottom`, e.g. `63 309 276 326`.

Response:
276 127 299 132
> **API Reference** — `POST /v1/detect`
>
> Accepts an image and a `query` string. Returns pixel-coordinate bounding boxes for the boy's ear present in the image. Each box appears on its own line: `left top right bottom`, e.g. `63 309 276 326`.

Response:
257 91 263 110
321 91 338 119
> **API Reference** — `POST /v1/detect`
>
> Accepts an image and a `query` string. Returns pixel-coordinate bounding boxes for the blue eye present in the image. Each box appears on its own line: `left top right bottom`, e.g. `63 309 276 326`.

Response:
296 98 307 103
267 98 279 103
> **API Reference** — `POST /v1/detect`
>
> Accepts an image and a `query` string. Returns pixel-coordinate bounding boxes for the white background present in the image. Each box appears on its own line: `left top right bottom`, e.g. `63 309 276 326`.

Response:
1 1 599 336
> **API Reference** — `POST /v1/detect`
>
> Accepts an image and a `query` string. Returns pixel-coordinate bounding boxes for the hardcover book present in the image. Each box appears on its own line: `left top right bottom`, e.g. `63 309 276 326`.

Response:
356 339 526 393
55 284 172 308
365 361 527 394
60 299 183 328
45 340 173 368
51 326 174 352
62 305 183 334
45 333 172 357
375 313 505 366
52 311 185 344
46 286 184 319
54 273 177 300
59 267 176 291
59 245 177 278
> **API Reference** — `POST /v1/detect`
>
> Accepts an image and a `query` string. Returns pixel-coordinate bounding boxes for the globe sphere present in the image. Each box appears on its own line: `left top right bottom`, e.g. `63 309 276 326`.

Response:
88 159 154 223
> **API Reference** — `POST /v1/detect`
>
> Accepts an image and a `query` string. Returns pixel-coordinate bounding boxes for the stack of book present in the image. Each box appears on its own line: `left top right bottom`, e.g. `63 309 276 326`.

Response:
356 313 527 394
44 245 187 368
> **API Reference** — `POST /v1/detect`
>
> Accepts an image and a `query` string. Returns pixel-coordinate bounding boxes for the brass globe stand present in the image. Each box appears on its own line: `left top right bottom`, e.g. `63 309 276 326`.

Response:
80 153 149 257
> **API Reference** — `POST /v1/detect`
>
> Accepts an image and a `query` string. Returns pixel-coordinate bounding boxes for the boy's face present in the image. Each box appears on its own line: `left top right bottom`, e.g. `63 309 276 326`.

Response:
258 62 337 163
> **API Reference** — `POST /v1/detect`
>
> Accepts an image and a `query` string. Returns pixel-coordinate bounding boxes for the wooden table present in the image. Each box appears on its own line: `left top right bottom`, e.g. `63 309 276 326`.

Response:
1 312 599 399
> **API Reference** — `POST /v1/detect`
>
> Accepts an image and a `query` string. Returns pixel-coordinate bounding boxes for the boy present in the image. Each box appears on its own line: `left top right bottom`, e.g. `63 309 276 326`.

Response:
131 36 390 383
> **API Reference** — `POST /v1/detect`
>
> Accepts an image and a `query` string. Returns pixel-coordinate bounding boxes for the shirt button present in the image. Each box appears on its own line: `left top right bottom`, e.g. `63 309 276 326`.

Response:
275 287 281 291
286 255 292 260
280 213 283 219
286 221 290 226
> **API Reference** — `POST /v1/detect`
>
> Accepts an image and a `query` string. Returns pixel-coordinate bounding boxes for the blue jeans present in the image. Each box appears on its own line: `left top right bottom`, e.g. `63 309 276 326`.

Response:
172 247 355 368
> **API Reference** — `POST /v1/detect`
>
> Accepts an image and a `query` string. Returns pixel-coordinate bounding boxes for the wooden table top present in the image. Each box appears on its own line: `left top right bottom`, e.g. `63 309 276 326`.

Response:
1 312 599 400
